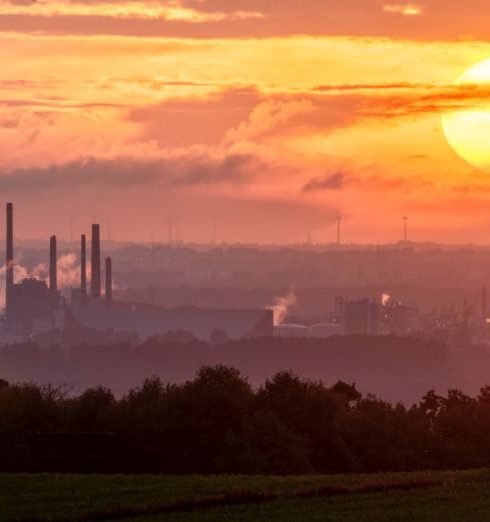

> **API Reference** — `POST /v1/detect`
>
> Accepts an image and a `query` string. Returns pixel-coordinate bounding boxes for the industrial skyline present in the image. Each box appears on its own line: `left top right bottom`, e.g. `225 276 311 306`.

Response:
2 202 273 342
4 199 489 350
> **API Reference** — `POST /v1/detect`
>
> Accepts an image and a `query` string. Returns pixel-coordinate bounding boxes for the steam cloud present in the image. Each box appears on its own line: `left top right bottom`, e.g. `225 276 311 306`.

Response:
268 291 296 325
0 252 84 308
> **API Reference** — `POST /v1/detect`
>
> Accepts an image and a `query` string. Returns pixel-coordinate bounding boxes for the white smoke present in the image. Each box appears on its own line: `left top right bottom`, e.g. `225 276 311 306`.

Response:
14 253 81 289
0 252 85 308
381 293 391 306
268 291 297 325
57 253 81 288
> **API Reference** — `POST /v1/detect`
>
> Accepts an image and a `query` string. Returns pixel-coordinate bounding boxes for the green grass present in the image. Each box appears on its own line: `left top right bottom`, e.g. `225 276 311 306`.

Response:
1 469 489 522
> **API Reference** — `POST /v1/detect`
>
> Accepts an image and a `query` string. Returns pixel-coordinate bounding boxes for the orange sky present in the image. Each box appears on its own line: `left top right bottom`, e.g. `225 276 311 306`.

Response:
2 0 490 243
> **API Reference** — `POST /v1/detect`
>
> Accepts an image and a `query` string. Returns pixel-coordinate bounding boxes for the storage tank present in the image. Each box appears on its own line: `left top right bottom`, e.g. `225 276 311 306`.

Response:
310 323 342 338
274 324 311 338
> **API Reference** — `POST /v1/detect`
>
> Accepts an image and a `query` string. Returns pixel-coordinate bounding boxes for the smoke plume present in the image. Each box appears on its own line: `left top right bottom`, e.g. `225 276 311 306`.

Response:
0 252 84 308
268 291 296 325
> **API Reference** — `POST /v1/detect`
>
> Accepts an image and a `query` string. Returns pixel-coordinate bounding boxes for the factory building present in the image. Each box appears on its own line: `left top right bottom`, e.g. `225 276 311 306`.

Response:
1 203 272 344
273 323 311 338
67 223 272 341
4 204 62 339
342 299 380 336
71 300 272 342
67 218 273 342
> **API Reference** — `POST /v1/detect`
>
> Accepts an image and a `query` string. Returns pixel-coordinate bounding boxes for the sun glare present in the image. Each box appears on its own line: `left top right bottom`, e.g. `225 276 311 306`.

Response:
442 59 490 173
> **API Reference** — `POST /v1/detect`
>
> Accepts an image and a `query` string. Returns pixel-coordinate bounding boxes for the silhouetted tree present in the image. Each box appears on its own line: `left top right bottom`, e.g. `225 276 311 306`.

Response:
1 364 490 474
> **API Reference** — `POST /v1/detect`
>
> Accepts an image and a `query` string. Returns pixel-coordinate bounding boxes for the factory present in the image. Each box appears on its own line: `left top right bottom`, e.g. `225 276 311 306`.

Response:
3 203 273 343
4 203 63 339
273 299 380 338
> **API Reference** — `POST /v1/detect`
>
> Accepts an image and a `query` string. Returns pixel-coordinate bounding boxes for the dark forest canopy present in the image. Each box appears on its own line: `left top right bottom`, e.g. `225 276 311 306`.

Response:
1 365 490 475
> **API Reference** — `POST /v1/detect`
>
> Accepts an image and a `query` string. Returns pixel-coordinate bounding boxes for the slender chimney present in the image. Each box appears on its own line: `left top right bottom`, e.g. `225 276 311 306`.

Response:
49 235 57 292
6 202 13 315
91 224 101 298
105 257 112 304
80 234 87 295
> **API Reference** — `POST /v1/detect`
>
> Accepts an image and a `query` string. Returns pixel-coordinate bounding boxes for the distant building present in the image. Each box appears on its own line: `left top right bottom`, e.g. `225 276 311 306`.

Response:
0 202 275 345
310 323 342 338
68 220 273 343
69 298 273 342
385 304 419 336
343 299 379 335
274 324 310 338
4 204 62 339
8 278 62 337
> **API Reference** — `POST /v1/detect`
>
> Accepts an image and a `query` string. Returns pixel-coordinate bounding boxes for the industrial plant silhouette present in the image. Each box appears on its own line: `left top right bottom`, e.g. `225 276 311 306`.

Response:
3 203 273 343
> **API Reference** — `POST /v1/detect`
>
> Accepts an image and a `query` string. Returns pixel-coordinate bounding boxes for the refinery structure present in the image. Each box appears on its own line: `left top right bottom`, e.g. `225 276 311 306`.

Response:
3 203 273 343
2 202 482 348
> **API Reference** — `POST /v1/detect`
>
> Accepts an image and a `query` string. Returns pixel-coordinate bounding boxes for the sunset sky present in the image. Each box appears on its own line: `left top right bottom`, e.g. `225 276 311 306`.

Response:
3 0 490 243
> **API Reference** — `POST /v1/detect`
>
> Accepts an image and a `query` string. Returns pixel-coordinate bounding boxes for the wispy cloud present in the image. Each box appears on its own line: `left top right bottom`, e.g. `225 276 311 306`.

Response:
302 172 346 192
383 4 423 16
313 82 432 93
0 0 264 22
0 153 260 192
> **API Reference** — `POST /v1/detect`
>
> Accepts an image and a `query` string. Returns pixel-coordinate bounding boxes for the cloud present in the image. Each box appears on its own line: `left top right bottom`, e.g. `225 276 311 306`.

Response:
0 0 488 40
129 87 262 147
0 98 126 110
383 4 423 16
312 82 432 93
0 0 264 23
356 83 490 118
0 152 261 193
224 99 315 144
127 86 359 150
0 116 20 129
307 82 490 122
302 172 347 192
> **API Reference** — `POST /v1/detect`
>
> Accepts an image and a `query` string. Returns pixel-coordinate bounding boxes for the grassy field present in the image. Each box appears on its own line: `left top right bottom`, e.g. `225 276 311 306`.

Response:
2 469 490 521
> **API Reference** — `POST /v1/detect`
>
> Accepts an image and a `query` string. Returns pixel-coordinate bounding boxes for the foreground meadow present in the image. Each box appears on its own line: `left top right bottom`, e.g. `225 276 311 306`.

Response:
2 469 490 521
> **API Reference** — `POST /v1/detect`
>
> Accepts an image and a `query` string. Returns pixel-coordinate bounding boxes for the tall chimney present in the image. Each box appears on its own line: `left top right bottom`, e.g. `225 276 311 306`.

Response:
91 224 101 298
6 202 13 315
105 257 112 304
80 234 87 295
49 235 57 292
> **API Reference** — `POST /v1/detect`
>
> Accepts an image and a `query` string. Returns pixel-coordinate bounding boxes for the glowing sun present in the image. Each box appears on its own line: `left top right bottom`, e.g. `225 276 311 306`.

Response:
442 59 490 173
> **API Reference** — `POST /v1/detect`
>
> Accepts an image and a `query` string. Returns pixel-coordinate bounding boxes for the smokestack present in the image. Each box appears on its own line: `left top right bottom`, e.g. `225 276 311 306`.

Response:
49 235 57 292
80 234 87 295
105 257 112 304
6 202 13 313
91 224 101 298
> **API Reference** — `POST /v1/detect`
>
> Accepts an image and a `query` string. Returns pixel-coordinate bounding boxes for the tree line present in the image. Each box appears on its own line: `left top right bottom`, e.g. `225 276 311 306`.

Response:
0 365 489 474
